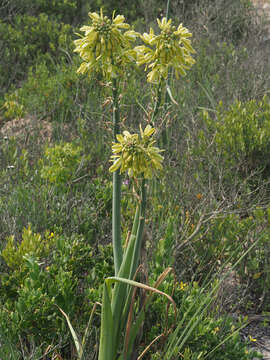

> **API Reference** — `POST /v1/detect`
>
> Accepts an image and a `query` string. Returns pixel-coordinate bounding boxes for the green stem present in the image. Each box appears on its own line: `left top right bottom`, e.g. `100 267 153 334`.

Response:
150 82 162 126
166 0 171 20
162 0 172 147
129 178 147 280
112 78 122 275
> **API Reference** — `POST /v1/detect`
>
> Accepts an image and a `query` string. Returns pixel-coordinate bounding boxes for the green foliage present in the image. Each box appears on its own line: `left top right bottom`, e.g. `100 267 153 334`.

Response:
177 208 270 310
0 13 73 95
146 282 260 359
3 96 25 120
201 96 270 177
172 283 259 360
89 0 145 23
40 142 86 186
0 1 270 358
9 62 78 122
0 0 83 23
0 226 114 351
0 164 112 244
1 225 53 269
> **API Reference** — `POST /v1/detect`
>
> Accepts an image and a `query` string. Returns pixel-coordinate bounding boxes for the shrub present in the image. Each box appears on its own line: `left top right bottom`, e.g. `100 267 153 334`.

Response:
40 142 86 187
0 226 114 352
1 225 53 270
0 14 73 95
174 283 260 360
175 207 270 311
142 281 260 359
201 95 270 178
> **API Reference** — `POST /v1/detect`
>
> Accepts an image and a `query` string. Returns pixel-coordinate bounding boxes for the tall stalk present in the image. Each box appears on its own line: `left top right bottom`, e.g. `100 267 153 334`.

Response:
162 0 172 147
129 178 147 280
151 82 163 126
112 79 122 275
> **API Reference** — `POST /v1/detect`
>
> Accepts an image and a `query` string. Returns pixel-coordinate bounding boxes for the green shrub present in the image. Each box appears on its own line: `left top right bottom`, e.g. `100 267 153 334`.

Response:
176 207 270 310
1 225 53 270
0 226 114 352
40 142 86 186
201 96 270 178
175 285 260 360
143 281 260 359
0 14 73 95
0 0 82 23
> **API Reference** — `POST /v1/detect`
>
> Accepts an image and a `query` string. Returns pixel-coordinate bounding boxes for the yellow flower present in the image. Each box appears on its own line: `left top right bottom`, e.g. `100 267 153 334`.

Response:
135 17 195 83
248 335 257 342
109 124 164 179
179 281 187 291
212 327 220 334
74 9 138 79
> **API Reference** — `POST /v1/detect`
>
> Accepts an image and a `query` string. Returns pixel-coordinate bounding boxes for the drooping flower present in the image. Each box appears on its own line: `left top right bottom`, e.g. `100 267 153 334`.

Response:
135 17 196 83
109 125 164 179
74 9 138 79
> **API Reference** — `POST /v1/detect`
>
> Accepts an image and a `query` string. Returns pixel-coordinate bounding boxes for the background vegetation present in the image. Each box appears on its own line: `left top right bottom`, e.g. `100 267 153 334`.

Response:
0 0 270 358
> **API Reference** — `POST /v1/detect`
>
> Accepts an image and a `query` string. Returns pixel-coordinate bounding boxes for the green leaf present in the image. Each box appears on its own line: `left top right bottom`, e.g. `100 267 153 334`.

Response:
58 306 83 359
98 282 114 360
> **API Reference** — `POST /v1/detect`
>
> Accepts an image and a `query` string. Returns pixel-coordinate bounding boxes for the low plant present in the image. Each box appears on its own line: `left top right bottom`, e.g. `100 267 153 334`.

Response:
0 226 115 352
40 141 87 187
0 13 73 96
200 96 270 179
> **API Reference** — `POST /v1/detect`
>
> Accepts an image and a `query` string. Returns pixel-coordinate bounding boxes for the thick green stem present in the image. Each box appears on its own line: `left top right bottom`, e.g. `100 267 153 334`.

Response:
112 79 122 275
129 178 147 280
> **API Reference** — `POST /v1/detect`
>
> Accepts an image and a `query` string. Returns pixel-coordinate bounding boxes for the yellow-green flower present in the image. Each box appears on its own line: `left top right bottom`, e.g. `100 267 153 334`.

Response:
135 17 196 83
74 9 138 78
179 281 188 291
109 125 164 179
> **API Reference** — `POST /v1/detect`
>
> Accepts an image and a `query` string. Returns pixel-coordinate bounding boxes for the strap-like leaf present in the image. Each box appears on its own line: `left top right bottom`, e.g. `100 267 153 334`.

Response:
98 282 113 360
58 307 83 359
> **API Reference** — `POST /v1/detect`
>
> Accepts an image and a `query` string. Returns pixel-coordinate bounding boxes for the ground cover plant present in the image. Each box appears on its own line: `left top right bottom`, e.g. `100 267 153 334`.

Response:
0 0 269 359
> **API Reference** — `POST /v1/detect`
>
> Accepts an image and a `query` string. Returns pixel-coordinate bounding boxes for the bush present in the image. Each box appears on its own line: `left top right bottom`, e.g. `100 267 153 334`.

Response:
174 283 260 360
0 14 73 95
40 142 86 187
201 96 270 178
175 207 270 311
0 226 114 353
142 281 260 359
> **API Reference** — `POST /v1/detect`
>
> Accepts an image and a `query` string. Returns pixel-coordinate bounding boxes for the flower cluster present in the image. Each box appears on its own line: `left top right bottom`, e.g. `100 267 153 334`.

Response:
135 17 196 83
109 125 164 179
74 9 138 78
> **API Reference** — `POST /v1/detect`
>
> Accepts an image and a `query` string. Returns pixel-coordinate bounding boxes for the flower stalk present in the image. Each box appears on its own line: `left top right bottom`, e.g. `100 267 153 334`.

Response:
112 78 122 275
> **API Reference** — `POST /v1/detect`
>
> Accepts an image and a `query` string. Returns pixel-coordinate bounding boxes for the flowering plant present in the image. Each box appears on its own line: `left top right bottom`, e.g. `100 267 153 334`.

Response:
109 124 164 179
67 9 195 360
74 9 138 78
135 17 196 83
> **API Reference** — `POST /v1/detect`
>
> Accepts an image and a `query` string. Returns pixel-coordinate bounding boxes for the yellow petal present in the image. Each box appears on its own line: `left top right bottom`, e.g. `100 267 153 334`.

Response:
123 130 132 138
116 134 124 143
89 12 100 21
113 14 125 24
143 125 155 137
109 157 122 172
